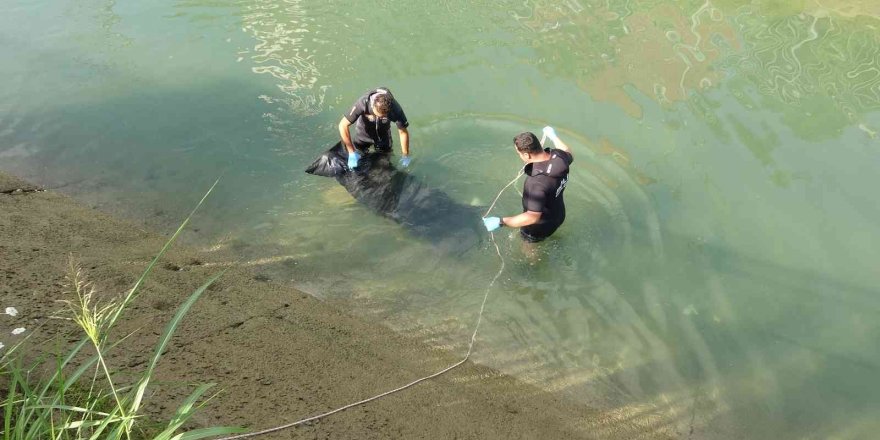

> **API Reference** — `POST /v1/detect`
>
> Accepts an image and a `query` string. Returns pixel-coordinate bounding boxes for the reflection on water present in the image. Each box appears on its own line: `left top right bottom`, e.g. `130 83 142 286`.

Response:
724 6 880 140
515 1 739 117
1 0 879 438
517 0 880 144
240 0 329 115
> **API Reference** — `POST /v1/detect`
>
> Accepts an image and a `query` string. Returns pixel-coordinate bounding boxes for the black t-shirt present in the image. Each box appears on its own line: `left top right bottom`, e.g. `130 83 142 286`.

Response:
344 87 408 149
521 148 573 238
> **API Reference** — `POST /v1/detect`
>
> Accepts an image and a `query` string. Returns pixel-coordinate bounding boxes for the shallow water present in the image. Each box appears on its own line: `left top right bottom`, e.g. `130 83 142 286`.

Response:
2 0 879 437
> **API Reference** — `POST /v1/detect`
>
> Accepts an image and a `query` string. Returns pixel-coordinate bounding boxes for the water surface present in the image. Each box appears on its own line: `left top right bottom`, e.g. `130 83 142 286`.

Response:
2 1 879 438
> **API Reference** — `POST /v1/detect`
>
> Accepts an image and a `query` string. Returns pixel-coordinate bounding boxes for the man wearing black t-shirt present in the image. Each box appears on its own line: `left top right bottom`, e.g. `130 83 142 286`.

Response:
482 126 573 242
338 87 411 170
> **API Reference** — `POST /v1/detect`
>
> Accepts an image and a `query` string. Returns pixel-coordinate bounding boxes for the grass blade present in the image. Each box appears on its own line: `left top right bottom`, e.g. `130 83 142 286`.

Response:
170 383 215 423
127 271 225 423
107 178 220 332
152 383 215 440
37 339 88 399
28 404 112 417
87 405 126 440
3 373 16 440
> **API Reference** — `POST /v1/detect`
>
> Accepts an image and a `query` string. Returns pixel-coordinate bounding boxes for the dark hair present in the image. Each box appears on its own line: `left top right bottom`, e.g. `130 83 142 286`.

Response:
372 93 392 115
514 132 542 154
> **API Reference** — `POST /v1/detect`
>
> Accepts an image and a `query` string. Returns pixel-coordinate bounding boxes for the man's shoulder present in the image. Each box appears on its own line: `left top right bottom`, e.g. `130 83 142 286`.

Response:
348 92 370 113
524 173 555 189
390 99 407 126
551 148 573 164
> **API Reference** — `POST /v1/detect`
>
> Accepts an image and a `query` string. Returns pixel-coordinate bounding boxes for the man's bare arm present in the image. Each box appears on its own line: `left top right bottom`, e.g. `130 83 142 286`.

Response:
502 211 541 228
338 117 355 153
398 127 410 156
551 136 572 157
543 126 572 159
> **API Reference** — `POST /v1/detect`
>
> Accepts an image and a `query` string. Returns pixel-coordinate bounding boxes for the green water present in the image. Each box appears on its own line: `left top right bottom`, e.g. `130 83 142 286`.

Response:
2 0 879 437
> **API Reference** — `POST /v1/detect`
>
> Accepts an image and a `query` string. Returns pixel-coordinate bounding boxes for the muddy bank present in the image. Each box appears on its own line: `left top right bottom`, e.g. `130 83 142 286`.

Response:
0 171 668 439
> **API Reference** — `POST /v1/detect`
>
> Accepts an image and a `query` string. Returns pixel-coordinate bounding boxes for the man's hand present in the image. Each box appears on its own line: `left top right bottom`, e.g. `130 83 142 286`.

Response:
347 151 361 170
541 125 572 156
482 217 502 232
399 155 412 168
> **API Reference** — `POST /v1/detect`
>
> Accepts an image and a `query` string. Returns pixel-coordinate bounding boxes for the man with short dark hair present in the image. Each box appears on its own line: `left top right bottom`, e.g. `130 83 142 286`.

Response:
482 126 573 242
338 87 411 170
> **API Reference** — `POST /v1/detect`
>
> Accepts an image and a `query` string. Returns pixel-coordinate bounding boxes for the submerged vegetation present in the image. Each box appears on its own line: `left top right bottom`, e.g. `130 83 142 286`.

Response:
0 181 243 440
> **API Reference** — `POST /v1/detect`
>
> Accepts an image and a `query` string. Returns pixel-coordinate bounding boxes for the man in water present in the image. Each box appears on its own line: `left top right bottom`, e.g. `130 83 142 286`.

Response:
338 87 411 170
482 126 573 242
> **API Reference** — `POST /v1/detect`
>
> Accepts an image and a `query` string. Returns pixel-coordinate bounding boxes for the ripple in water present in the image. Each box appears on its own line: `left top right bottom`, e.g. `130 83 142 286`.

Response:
240 0 329 116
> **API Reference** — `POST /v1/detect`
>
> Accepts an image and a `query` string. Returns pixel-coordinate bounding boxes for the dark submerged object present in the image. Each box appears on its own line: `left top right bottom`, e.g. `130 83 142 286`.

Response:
306 142 484 254
305 142 350 177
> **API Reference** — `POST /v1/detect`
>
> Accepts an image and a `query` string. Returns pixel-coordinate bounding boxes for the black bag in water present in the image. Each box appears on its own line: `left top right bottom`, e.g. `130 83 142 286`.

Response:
305 142 349 177
304 140 484 254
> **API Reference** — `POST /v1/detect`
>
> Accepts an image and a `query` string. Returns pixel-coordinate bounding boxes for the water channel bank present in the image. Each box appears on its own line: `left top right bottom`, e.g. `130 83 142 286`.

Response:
0 171 688 439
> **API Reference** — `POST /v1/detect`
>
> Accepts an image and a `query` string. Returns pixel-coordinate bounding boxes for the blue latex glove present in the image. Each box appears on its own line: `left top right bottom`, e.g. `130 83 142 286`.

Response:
482 216 501 232
347 150 361 170
399 155 412 168
542 126 558 141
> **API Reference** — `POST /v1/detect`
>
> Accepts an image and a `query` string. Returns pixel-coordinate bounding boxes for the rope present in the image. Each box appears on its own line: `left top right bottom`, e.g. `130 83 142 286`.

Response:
213 164 527 440
484 133 542 215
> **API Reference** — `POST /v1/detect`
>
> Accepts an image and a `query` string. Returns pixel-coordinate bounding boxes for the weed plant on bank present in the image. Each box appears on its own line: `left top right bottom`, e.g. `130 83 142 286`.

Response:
0 180 244 440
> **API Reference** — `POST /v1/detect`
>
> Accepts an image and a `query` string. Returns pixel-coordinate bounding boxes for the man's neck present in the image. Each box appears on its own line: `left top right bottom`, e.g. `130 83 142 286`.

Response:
528 150 552 164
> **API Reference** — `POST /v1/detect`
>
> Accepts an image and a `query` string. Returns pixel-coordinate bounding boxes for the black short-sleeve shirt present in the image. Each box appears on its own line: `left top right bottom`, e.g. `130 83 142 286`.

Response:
344 87 408 149
521 148 573 239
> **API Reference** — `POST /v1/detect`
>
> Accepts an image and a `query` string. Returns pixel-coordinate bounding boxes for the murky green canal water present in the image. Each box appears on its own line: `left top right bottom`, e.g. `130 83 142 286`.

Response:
2 0 879 437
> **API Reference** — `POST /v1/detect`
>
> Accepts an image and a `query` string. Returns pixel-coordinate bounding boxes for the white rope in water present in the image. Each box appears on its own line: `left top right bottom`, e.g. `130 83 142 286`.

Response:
485 169 524 216
484 133 543 214
214 164 529 440
216 134 543 439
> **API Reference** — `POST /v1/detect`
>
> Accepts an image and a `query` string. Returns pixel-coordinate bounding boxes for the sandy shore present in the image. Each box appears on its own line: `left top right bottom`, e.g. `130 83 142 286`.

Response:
0 171 669 439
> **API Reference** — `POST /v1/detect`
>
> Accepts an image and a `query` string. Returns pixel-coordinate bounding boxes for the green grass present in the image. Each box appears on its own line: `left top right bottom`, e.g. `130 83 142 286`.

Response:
0 179 245 440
